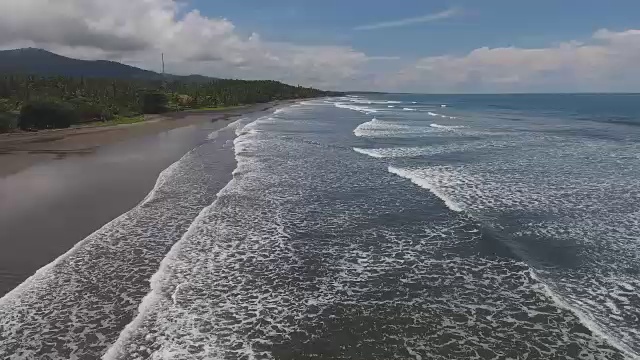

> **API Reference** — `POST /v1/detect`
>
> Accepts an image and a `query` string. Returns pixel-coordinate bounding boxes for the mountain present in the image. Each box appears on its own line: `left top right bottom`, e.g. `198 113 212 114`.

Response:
0 48 217 82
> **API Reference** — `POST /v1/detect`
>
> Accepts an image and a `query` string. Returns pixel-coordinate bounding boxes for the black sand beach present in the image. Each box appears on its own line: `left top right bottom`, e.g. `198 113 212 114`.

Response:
0 103 282 296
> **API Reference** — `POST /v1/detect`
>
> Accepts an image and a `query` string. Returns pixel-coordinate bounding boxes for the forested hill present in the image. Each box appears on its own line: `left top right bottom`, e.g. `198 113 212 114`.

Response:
0 48 218 82
0 48 338 132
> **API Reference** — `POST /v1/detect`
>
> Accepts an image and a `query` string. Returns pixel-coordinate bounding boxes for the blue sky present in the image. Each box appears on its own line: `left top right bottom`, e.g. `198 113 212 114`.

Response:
188 0 640 59
3 0 640 92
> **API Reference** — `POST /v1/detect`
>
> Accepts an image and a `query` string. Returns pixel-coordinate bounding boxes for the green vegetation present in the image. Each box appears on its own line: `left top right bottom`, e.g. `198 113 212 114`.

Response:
183 105 247 112
79 115 145 128
0 112 18 132
0 74 336 132
19 100 78 130
142 91 169 114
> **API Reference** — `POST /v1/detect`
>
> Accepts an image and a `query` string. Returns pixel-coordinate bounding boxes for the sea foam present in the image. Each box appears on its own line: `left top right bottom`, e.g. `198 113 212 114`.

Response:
334 102 377 114
430 123 465 130
388 166 463 212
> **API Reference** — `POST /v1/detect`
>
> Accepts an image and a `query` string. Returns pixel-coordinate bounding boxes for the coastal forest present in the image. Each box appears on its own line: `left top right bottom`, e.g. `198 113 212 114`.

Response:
0 75 333 132
0 49 336 132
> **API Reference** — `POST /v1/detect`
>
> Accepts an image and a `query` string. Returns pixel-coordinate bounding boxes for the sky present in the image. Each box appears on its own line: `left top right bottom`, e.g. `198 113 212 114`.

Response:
1 0 640 93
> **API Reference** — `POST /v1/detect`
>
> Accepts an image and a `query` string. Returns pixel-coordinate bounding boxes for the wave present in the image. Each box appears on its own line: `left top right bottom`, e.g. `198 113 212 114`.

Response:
0 151 167 300
206 131 220 140
104 99 636 358
352 117 383 137
353 142 488 159
380 142 640 356
353 147 385 158
402 108 416 111
223 117 254 136
385 162 638 357
430 123 465 130
0 128 238 358
102 107 295 359
428 112 457 119
349 99 402 105
299 100 330 106
528 270 637 358
353 117 437 138
353 118 471 138
236 115 273 136
0 140 194 307
354 146 448 158
103 172 232 360
388 166 463 212
334 102 378 114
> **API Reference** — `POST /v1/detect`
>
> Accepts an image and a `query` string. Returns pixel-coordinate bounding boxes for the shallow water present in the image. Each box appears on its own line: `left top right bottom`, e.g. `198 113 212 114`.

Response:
0 121 239 359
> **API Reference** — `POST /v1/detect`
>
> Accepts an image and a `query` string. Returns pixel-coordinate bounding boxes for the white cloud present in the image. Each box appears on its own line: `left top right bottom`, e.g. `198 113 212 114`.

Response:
0 0 370 89
2 0 640 93
385 29 640 93
355 8 461 31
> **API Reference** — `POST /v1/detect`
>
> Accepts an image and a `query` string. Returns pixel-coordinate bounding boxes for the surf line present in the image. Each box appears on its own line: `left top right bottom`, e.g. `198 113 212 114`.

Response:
384 164 636 358
103 106 290 360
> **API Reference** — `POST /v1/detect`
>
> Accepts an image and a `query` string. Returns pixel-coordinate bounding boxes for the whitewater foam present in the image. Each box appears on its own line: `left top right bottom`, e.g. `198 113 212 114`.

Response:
352 141 503 159
103 172 232 360
351 117 472 138
103 107 296 360
334 102 377 114
375 129 640 356
353 147 385 158
0 127 238 359
388 166 463 212
106 100 626 358
529 270 637 358
349 99 401 105
0 144 189 308
352 117 438 138
430 123 465 130
82 98 640 359
428 112 458 119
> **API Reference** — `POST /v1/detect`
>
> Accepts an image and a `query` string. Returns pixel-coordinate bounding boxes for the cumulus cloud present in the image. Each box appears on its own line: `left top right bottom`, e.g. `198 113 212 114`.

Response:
0 0 370 89
2 0 640 93
385 29 640 93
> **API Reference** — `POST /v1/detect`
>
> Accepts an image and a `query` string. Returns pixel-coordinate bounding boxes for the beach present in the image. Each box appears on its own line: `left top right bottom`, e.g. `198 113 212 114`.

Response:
1 95 638 359
0 102 283 296
0 104 277 177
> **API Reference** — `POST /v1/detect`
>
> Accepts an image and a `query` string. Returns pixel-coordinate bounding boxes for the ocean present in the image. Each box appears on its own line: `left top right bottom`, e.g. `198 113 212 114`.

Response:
1 94 639 359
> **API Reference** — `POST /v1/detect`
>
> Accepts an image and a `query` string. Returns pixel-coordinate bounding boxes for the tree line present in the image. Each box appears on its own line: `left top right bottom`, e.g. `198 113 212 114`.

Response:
0 74 336 132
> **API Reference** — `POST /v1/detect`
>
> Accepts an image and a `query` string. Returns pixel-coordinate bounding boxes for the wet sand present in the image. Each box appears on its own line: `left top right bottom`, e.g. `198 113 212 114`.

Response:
0 104 274 177
0 102 282 296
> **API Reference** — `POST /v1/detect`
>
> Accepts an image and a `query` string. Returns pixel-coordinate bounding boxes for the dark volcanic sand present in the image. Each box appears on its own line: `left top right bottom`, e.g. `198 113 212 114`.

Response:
0 104 280 296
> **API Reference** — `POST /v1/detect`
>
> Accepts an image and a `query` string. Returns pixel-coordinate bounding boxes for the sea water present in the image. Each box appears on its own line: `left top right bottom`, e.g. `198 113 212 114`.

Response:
1 94 639 359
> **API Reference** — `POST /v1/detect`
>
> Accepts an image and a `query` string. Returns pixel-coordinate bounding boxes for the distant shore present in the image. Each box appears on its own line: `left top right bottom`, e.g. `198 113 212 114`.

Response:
0 100 290 296
0 102 285 177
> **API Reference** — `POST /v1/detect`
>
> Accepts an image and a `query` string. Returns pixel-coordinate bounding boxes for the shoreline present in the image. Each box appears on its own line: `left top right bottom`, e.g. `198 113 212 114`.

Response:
0 101 286 177
0 107 246 359
0 100 290 296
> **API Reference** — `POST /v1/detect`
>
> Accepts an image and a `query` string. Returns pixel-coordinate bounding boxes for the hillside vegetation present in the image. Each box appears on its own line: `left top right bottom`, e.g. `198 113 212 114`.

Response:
0 49 336 132
0 75 334 132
